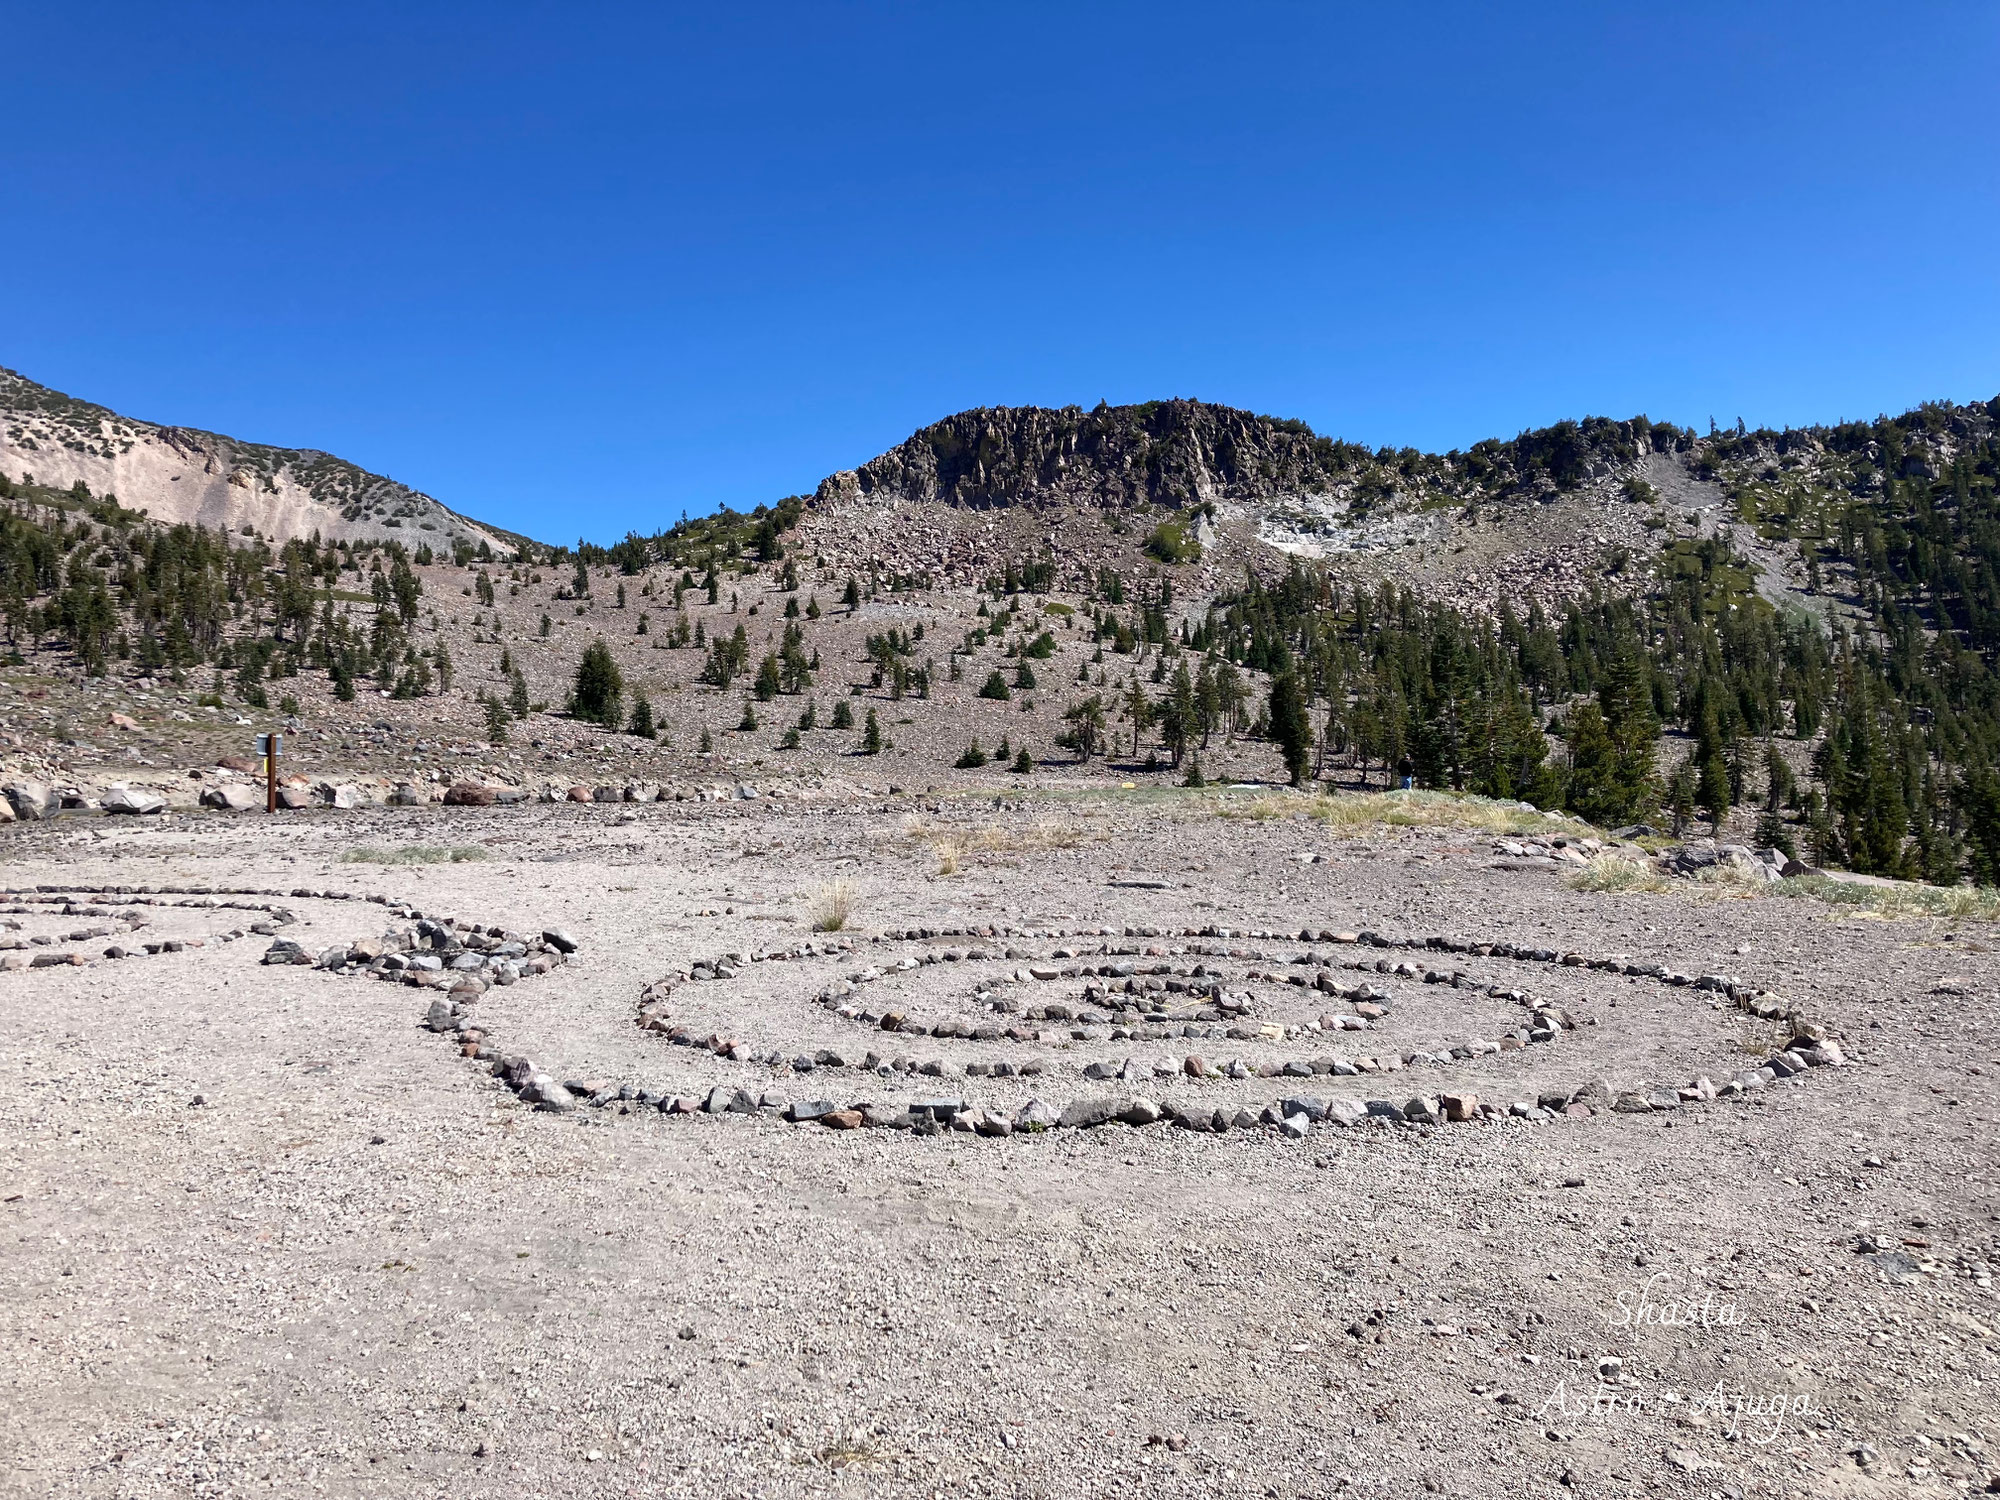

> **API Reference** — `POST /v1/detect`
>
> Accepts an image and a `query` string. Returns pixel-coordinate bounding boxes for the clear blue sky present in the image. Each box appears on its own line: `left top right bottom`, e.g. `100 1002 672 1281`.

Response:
4 3 1996 544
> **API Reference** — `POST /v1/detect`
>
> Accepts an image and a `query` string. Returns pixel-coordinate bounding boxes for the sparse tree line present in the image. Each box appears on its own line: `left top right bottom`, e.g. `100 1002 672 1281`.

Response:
0 474 485 705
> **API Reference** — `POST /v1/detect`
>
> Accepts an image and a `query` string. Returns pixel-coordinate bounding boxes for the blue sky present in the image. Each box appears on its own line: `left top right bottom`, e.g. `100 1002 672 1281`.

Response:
3 3 1996 543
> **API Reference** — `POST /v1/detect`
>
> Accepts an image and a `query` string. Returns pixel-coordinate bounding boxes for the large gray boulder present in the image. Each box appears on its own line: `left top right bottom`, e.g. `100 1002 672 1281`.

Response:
201 783 261 812
102 786 166 815
4 781 54 820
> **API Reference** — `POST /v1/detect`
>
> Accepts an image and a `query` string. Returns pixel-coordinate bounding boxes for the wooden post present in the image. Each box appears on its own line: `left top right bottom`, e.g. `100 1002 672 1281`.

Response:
259 731 281 813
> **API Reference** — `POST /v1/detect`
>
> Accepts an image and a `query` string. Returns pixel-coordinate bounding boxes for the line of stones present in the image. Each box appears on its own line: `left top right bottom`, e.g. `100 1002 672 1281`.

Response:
591 923 1849 1137
2 886 606 1122
0 885 575 1022
0 891 309 969
647 939 1570 1089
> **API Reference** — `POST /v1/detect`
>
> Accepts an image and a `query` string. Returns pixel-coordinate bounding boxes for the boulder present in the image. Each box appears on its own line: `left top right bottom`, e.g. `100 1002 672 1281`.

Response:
101 785 166 815
592 785 624 803
387 782 426 806
201 783 262 812
444 783 498 807
1118 1097 1163 1126
4 781 55 820
1013 1099 1060 1131
1059 1096 1123 1129
567 785 592 802
277 786 311 809
314 781 365 809
1323 1097 1369 1127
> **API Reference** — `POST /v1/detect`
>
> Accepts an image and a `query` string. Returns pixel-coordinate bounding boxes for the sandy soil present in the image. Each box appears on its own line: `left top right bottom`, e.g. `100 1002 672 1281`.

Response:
3 792 1996 1499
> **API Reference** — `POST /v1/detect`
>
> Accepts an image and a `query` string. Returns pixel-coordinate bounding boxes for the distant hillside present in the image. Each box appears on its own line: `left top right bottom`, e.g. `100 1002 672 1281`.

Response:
0 365 533 552
808 398 1703 519
813 399 1372 512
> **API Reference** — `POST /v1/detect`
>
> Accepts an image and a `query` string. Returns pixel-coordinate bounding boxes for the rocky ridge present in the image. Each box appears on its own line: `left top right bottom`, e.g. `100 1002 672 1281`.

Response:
0 365 520 550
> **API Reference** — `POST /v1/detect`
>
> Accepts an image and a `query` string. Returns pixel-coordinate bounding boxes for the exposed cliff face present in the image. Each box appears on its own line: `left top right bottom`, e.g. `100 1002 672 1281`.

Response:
0 365 516 549
813 399 1355 513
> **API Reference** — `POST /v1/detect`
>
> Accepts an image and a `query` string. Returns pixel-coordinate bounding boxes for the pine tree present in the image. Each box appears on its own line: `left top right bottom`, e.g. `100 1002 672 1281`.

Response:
628 695 657 739
509 668 530 719
1268 668 1310 786
831 698 854 730
1564 704 1620 825
862 708 882 753
570 639 623 727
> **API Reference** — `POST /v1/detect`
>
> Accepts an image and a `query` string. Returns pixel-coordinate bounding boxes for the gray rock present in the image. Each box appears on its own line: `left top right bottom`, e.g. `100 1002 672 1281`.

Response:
2 781 54 820
1323 1097 1369 1127
1013 1099 1059 1131
1281 1096 1328 1123
201 783 262 812
1060 1096 1123 1129
1364 1100 1405 1121
542 928 580 954
1278 1111 1311 1139
261 939 311 965
1118 1097 1163 1126
525 1076 574 1111
101 786 166 815
786 1099 836 1123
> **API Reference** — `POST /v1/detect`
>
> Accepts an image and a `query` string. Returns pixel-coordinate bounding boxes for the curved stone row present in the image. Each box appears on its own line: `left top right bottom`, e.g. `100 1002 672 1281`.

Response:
588 918 1851 1140
642 934 1576 1088
0 890 309 968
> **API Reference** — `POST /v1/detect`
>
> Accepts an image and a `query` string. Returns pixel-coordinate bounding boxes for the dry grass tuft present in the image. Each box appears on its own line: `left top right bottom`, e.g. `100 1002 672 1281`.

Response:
1773 874 2000 922
340 845 490 865
1224 787 1584 838
932 837 963 877
1567 853 1670 894
809 879 854 932
1565 857 2000 922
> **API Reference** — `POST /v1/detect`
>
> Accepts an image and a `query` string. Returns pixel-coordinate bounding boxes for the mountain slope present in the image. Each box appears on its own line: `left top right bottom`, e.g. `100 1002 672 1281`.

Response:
0 365 524 551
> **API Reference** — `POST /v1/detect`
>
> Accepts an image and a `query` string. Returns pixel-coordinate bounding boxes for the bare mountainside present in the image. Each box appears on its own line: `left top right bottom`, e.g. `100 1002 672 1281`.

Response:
0 365 522 551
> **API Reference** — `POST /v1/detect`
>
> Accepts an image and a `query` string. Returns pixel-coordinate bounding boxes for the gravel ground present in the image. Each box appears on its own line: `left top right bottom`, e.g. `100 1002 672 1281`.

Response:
3 792 1997 1499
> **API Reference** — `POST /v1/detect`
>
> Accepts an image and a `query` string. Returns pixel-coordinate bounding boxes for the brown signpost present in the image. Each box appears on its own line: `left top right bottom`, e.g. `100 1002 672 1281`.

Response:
257 731 282 813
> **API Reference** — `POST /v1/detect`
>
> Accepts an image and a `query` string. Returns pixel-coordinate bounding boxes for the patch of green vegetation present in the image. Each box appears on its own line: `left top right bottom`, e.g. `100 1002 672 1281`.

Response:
1143 517 1202 564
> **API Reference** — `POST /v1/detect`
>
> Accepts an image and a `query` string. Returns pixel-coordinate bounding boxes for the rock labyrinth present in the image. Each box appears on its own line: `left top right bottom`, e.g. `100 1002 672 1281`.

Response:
0 889 1854 1146
603 921 1855 1141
